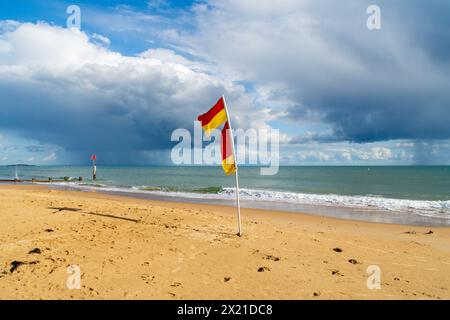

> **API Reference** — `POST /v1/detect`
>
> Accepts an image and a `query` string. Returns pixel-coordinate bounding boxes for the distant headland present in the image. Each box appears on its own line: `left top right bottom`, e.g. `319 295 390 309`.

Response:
2 164 37 167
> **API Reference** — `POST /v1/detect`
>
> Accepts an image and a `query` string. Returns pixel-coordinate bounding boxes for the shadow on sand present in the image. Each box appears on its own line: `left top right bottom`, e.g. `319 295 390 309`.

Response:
48 207 140 223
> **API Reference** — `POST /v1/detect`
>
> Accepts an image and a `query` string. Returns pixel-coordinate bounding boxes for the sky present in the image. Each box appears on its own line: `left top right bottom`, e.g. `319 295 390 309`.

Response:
0 0 449 165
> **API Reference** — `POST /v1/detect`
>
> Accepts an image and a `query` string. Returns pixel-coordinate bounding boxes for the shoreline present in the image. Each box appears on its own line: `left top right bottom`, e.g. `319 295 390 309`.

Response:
13 181 450 227
1 185 450 299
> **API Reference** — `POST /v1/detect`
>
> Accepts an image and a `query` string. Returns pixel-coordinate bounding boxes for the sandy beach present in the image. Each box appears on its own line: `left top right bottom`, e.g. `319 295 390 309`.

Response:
0 185 449 300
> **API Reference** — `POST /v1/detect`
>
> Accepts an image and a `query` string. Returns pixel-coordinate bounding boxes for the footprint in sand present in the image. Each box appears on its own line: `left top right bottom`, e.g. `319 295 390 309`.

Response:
28 248 41 254
258 267 271 272
170 282 182 288
9 260 39 273
141 274 155 284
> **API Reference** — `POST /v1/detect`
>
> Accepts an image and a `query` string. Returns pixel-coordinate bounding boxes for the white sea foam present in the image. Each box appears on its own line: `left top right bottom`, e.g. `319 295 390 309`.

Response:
221 188 450 219
44 182 450 220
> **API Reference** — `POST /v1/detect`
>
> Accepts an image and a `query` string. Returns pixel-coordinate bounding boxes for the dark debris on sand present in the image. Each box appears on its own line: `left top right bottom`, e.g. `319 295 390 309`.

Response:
258 267 271 272
332 248 343 253
50 207 82 213
265 255 281 261
28 248 42 254
10 261 24 273
10 260 39 273
331 269 344 276
404 230 434 235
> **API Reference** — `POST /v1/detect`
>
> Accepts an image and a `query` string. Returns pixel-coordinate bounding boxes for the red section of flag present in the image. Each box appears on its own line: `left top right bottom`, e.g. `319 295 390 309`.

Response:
90 155 97 161
197 97 225 126
221 122 233 160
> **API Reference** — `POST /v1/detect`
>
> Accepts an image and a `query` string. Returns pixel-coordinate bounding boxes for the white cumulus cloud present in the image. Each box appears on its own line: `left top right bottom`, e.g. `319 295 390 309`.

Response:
0 21 268 163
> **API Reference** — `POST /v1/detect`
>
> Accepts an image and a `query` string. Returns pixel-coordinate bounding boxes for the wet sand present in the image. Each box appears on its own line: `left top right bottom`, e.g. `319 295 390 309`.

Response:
1 185 449 299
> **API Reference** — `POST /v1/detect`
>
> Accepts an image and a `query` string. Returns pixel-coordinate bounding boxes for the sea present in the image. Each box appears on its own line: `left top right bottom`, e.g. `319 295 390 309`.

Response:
1 165 450 226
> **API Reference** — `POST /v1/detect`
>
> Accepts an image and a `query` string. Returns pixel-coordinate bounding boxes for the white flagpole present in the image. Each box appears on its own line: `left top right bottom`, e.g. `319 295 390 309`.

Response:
222 95 242 236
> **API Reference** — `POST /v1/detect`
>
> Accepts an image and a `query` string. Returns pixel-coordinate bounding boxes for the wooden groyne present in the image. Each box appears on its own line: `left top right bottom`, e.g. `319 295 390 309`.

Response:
0 179 78 183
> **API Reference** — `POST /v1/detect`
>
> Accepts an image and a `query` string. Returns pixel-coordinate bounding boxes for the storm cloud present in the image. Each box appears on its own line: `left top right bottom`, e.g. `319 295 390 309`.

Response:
178 0 450 143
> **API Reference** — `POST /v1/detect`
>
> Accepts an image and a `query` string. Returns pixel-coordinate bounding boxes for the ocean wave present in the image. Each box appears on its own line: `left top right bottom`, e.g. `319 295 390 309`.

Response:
220 188 450 219
44 181 450 220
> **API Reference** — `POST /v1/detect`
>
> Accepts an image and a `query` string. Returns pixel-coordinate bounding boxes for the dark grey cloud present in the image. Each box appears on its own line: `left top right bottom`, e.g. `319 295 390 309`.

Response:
290 84 450 143
286 0 450 143
180 0 450 144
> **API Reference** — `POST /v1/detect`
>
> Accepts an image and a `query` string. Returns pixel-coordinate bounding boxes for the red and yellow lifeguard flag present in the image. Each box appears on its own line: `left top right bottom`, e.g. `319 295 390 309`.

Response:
221 122 236 175
198 97 236 175
198 96 241 235
197 97 228 136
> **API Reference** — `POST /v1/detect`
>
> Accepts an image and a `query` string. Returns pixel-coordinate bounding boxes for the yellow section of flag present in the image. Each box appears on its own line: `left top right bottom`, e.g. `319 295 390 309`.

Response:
197 97 228 137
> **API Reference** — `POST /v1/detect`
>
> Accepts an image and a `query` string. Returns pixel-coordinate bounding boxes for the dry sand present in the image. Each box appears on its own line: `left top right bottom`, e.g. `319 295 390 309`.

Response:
0 185 449 299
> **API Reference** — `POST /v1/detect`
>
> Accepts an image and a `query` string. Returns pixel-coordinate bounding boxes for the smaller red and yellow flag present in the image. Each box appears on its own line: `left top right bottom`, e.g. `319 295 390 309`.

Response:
197 97 228 136
221 122 236 175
